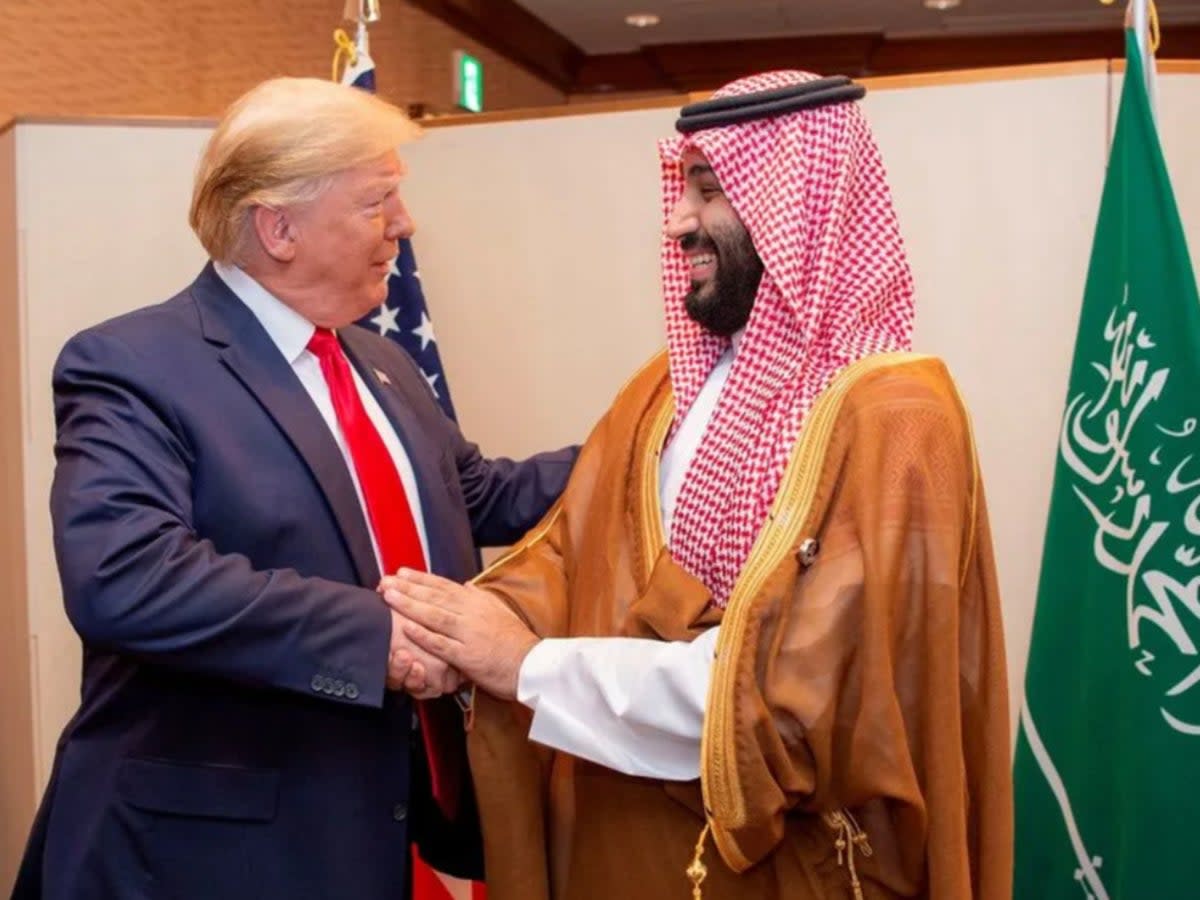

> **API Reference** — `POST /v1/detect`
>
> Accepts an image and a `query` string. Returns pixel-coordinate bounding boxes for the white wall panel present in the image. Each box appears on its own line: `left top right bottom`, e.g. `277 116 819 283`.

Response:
10 68 1200 788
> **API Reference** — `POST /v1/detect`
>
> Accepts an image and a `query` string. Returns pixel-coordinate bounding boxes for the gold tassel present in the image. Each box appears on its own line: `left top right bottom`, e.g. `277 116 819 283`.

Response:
454 684 477 732
1104 0 1162 52
686 823 712 900
824 810 873 900
330 28 358 82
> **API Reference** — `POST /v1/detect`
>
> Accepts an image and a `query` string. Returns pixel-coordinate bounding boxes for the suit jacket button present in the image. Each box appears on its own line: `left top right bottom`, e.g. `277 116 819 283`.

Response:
345 683 360 700
311 674 325 693
392 803 408 822
333 679 346 697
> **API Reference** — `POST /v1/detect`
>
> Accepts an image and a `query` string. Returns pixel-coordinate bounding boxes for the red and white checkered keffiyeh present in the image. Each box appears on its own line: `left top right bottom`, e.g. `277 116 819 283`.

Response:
660 70 915 607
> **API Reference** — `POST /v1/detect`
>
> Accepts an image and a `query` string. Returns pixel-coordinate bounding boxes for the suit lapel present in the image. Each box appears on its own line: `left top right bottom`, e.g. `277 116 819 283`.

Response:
190 265 380 586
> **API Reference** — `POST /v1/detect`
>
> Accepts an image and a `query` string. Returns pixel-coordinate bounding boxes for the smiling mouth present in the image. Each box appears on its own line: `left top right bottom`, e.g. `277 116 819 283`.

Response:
688 252 717 282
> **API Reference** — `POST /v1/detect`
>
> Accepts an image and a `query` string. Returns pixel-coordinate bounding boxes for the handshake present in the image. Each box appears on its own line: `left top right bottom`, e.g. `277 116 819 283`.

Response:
378 569 539 702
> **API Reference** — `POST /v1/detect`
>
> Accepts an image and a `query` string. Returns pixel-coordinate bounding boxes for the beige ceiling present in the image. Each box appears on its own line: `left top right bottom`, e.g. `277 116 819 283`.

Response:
512 0 1200 54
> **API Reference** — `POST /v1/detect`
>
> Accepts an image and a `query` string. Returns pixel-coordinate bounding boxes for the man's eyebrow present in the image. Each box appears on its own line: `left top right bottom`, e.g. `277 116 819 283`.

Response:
685 163 715 179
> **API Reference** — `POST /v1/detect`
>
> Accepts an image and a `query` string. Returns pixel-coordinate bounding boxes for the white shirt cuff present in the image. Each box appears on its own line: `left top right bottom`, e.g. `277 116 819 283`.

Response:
516 627 720 781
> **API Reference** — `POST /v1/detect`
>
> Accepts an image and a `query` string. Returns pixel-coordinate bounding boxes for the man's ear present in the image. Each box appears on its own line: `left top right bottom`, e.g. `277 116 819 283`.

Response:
251 205 298 263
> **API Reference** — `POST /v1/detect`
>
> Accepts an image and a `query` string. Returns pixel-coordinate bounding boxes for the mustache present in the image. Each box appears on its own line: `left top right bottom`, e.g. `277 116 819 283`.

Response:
679 231 716 254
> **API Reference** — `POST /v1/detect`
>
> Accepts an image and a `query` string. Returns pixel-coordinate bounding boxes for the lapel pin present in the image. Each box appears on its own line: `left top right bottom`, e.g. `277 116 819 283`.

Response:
373 368 392 386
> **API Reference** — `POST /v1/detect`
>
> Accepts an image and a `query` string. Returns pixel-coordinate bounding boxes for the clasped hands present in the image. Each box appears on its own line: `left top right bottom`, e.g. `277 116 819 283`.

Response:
381 569 538 702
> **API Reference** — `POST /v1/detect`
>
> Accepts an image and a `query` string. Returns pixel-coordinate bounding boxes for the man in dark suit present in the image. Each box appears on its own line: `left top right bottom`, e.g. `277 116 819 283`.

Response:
11 76 575 900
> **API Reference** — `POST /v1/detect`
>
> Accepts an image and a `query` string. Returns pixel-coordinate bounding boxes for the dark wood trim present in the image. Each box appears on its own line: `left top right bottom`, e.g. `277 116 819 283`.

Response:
571 51 677 94
408 0 1200 97
870 27 1200 75
577 33 888 93
8 114 217 129
422 92 686 128
578 27 1200 93
405 0 584 90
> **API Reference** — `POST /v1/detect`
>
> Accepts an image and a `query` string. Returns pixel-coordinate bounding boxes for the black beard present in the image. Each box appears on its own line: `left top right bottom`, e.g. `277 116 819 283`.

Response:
681 229 764 337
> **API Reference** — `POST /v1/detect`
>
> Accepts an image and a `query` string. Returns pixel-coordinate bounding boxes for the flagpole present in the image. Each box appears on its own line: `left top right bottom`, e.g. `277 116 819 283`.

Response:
344 0 380 25
346 0 380 59
1128 0 1158 112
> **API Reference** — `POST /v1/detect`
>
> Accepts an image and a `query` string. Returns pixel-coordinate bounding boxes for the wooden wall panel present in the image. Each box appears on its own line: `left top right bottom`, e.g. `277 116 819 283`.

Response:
0 0 564 119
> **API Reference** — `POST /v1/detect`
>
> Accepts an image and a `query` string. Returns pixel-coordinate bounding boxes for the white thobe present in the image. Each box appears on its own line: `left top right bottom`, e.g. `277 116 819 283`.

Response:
517 340 741 780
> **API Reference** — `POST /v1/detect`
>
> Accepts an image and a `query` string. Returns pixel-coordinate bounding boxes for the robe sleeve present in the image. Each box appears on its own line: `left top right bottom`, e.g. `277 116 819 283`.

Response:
472 352 673 639
464 389 631 900
471 428 588 640
459 431 589 900
702 361 1013 900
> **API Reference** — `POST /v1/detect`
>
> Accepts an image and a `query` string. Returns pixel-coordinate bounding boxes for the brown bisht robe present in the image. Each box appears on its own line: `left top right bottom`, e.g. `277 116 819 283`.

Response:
467 351 1012 900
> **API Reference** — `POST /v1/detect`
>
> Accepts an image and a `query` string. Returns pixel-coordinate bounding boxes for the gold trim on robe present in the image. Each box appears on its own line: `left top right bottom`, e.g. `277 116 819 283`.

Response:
466 350 1013 900
701 351 930 867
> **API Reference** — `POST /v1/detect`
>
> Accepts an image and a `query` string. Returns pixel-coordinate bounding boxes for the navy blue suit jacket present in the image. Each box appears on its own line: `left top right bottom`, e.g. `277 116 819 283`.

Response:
12 265 575 900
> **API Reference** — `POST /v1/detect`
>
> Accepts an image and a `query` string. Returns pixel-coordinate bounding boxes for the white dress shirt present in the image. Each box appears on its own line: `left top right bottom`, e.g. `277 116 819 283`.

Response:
517 337 741 781
214 263 431 569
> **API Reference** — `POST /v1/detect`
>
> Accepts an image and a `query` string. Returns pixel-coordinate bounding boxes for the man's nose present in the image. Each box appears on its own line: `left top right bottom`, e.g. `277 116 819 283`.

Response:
385 197 416 240
665 195 700 241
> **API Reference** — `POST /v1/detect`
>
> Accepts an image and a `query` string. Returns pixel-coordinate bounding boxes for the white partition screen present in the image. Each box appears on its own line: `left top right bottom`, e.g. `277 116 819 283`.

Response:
10 66 1200 786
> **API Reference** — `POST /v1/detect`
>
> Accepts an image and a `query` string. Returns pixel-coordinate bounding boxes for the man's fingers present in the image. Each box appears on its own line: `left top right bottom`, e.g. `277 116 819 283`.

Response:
378 570 442 595
387 649 413 691
381 588 405 612
412 652 460 696
440 666 463 694
387 569 459 601
393 568 460 592
410 652 457 698
419 652 461 694
405 674 431 696
402 619 460 669
382 577 458 612
385 590 460 637
405 660 428 694
377 574 404 595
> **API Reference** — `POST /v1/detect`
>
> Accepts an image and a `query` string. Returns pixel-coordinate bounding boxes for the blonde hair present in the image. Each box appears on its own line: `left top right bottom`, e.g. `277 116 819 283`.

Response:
190 77 421 263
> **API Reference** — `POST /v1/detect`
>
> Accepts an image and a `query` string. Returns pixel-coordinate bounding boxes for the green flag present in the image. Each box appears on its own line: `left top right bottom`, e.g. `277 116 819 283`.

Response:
1013 31 1200 900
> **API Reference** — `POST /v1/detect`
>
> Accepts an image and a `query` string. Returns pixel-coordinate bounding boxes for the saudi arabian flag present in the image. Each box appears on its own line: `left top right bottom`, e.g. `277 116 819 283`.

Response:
1013 30 1200 900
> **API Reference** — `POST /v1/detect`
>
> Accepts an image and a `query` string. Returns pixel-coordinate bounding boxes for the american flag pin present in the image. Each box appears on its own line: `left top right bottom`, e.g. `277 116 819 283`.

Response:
373 368 392 385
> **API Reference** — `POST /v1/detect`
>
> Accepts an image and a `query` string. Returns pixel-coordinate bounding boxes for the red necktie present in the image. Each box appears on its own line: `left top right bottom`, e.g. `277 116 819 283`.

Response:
307 327 460 818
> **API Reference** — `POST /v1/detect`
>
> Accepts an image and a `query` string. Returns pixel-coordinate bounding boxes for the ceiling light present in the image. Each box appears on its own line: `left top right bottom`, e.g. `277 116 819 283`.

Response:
923 0 961 9
625 13 661 28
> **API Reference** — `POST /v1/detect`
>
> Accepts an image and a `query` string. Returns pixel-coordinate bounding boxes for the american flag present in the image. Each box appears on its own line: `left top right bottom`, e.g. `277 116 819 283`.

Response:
337 22 480 900
340 25 460 423
365 240 459 421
